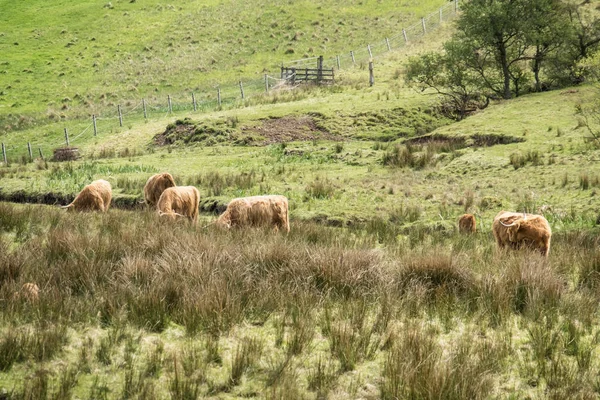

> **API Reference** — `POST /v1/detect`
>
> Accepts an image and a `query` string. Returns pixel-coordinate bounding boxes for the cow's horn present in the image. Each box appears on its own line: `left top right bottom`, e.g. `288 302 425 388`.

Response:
499 219 517 227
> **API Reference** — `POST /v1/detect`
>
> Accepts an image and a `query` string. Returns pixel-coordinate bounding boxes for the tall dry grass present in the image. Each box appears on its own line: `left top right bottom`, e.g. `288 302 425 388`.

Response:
2 203 600 398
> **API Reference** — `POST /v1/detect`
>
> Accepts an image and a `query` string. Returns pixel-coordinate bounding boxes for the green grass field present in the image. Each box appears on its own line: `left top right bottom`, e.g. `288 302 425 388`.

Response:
3 0 600 398
0 0 448 129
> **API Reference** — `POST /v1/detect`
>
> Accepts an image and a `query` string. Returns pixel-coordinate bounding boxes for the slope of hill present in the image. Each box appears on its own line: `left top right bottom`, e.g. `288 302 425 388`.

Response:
0 0 448 130
1 81 598 232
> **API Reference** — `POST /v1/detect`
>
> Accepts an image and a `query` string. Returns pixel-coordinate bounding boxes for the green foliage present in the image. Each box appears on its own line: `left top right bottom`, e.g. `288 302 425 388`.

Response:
405 41 487 120
407 0 600 103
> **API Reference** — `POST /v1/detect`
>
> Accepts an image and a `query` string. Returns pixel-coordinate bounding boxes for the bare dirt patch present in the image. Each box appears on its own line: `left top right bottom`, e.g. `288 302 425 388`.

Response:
241 116 341 144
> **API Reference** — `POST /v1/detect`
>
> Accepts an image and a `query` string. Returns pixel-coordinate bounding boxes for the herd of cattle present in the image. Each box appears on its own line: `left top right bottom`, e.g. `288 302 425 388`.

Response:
62 172 291 232
59 172 552 257
10 174 554 302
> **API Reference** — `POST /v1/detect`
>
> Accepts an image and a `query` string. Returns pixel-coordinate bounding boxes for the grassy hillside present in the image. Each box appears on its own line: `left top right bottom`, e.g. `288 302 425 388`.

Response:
0 0 447 130
1 82 599 231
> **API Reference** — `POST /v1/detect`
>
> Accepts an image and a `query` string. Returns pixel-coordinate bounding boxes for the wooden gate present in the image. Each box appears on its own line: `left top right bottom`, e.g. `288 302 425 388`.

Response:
280 56 334 85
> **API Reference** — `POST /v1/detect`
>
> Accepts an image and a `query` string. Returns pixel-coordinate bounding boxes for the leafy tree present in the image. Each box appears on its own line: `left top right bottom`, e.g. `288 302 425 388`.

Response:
456 0 532 99
566 0 600 60
405 0 600 108
405 40 490 120
523 0 571 91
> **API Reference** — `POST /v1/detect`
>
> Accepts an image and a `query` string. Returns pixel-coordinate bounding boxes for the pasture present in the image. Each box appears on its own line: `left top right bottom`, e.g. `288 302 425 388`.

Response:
2 81 600 396
3 0 600 398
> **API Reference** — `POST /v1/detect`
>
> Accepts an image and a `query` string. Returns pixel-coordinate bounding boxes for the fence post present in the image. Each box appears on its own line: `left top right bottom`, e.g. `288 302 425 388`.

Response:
291 68 296 85
367 44 373 59
439 7 443 23
369 61 374 87
38 147 44 160
118 105 123 127
64 128 70 146
1 143 6 164
264 74 269 92
27 142 32 161
217 87 221 107
168 95 172 114
385 38 391 51
421 17 426 34
239 80 245 99
317 55 323 82
280 65 284 80
403 28 408 43
142 99 147 119
192 92 197 111
336 55 340 69
455 0 458 13
350 50 356 64
92 114 97 136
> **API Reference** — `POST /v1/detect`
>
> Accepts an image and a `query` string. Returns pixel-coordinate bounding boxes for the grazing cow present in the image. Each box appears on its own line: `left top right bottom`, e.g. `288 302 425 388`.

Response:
143 172 176 208
492 211 552 257
15 283 39 302
458 213 476 234
216 195 290 232
157 186 200 223
62 179 112 212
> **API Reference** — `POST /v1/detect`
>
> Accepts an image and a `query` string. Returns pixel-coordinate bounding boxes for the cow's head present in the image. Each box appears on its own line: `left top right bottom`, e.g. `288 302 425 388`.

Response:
215 216 231 229
500 218 522 242
158 211 186 221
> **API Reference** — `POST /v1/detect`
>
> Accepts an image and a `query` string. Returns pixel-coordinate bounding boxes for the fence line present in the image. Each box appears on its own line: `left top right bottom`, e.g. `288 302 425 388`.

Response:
0 1 459 164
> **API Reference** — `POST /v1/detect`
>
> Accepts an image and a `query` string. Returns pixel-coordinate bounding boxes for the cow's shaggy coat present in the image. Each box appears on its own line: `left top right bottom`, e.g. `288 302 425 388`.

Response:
16 283 39 302
492 211 552 256
157 186 200 223
144 172 176 208
63 179 112 212
216 195 290 232
458 213 476 234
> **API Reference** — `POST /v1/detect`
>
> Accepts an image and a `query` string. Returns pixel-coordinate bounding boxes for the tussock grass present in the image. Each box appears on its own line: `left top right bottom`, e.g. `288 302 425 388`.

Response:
2 203 600 397
382 143 437 169
381 325 501 400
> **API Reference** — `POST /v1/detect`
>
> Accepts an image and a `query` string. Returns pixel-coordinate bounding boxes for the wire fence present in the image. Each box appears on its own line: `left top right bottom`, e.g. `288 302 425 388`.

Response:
0 0 459 164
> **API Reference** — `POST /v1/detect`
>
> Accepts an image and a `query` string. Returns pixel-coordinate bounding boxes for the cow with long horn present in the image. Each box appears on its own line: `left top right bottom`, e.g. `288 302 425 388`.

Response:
62 179 112 212
492 211 552 257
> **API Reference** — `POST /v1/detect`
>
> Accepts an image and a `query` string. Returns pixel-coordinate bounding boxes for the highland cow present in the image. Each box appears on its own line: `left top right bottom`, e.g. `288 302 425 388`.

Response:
144 172 176 208
458 213 476 234
492 211 552 257
15 282 40 302
216 195 290 232
62 179 112 212
157 186 200 223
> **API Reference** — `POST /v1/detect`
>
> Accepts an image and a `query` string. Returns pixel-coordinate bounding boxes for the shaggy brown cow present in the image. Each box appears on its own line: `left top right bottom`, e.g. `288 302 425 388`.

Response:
492 211 552 257
458 213 476 234
15 282 40 302
144 172 176 208
216 195 290 232
62 179 112 212
157 186 200 223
